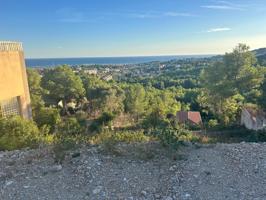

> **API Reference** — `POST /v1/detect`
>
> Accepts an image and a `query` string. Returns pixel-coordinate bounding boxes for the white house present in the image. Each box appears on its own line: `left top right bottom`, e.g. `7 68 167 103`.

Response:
241 107 266 131
102 74 113 81
84 69 97 75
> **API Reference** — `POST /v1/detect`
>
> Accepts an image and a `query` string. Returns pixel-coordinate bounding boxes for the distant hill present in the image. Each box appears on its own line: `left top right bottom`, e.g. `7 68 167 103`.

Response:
252 48 266 65
252 48 266 57
207 48 266 65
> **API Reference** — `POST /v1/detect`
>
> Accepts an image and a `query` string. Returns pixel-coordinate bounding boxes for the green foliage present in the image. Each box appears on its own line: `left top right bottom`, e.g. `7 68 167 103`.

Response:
102 86 125 114
89 112 116 132
58 117 85 135
153 127 200 150
53 134 78 164
82 75 125 116
200 44 264 125
34 107 61 133
124 84 147 116
259 77 266 109
0 116 40 151
142 109 169 130
90 130 151 155
41 65 85 112
90 130 150 145
201 44 262 99
27 69 45 117
74 111 88 127
146 88 181 115
208 119 218 128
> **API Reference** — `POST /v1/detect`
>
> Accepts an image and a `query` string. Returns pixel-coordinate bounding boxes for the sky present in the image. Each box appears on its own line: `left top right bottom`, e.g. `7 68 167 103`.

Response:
1 0 266 58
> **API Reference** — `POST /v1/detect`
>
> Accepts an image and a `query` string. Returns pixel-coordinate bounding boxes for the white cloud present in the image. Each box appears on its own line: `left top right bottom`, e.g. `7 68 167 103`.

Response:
128 11 194 19
201 1 246 11
206 27 232 33
163 12 194 17
56 9 195 22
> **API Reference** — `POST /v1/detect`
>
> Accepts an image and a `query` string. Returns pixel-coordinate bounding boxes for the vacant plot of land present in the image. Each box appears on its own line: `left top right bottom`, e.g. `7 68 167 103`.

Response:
0 142 266 200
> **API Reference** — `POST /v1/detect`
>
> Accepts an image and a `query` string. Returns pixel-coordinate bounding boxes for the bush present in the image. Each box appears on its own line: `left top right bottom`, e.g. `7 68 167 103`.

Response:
207 119 218 128
89 112 116 132
0 116 41 151
58 117 85 135
75 111 88 127
153 127 200 150
34 107 61 133
142 110 169 130
53 134 78 163
90 130 150 145
90 130 151 155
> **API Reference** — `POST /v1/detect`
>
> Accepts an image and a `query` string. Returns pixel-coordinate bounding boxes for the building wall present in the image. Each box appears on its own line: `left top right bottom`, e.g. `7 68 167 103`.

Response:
0 42 32 119
241 109 254 130
240 109 262 131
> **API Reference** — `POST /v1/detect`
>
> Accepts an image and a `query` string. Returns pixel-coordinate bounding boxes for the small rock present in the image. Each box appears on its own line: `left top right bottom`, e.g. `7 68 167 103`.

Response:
72 152 81 158
169 166 175 171
5 181 14 186
50 165 62 173
185 193 191 198
93 186 103 194
141 190 147 196
204 171 211 176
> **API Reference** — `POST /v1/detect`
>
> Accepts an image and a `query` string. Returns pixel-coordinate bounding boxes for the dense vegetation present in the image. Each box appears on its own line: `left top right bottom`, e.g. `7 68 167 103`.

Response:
1 44 266 153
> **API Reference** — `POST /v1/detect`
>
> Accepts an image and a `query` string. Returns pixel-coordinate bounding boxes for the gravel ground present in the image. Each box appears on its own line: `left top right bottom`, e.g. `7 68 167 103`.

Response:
0 142 266 200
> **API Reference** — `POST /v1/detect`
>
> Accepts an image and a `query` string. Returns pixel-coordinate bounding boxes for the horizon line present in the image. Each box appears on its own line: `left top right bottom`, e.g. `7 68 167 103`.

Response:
25 53 218 60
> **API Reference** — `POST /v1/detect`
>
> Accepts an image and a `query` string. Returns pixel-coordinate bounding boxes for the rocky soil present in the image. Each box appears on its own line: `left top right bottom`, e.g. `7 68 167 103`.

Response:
0 142 266 200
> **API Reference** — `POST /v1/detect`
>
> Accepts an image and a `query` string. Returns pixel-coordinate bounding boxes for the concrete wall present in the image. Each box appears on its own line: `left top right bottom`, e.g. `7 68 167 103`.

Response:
0 42 32 119
240 109 263 131
241 109 254 130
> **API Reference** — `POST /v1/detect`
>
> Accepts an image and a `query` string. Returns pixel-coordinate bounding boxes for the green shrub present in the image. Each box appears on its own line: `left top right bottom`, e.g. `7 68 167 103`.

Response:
142 110 169 130
34 107 61 133
0 116 41 151
90 130 150 145
90 130 151 155
53 134 78 163
154 127 200 150
89 112 115 132
208 119 218 128
58 117 85 135
75 111 88 127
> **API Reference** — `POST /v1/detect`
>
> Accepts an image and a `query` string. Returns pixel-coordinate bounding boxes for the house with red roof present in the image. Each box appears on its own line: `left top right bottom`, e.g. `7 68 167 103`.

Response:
176 111 202 126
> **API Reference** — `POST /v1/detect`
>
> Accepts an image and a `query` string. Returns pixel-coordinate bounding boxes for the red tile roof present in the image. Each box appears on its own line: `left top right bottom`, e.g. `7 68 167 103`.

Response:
177 111 202 125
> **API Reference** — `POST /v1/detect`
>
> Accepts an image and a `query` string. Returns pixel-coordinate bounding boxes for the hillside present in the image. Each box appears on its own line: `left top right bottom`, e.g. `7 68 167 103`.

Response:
253 48 266 65
1 142 266 200
253 48 266 57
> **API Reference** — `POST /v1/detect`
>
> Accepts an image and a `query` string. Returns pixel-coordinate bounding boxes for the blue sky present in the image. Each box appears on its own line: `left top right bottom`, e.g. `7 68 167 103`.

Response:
1 0 266 58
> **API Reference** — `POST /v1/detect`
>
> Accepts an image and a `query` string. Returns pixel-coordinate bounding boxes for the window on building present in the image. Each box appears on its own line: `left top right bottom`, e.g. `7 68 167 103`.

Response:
0 96 21 118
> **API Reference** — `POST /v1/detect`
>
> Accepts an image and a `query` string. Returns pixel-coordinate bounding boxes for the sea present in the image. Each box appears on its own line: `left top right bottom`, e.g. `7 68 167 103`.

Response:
25 55 212 68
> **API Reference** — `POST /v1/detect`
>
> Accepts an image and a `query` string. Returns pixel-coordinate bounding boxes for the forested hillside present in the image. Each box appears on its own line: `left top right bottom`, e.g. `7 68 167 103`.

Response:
1 44 266 153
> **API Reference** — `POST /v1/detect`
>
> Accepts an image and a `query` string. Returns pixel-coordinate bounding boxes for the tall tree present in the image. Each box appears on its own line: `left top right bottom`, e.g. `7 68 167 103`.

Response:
124 84 147 118
27 69 45 118
200 44 264 124
41 65 85 114
259 76 266 109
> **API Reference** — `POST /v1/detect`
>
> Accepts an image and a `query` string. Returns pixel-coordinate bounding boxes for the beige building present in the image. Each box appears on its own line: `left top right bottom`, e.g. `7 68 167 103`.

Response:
241 107 266 131
0 41 32 119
